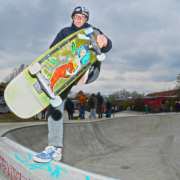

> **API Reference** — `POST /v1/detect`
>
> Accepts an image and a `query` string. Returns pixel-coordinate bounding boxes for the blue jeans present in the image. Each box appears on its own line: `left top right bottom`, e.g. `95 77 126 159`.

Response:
97 105 102 117
106 109 111 117
79 105 86 118
47 84 72 148
68 111 73 120
41 111 46 119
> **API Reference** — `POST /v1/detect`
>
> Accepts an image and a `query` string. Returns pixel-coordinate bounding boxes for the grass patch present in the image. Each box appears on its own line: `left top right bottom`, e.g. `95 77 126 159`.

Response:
0 113 46 123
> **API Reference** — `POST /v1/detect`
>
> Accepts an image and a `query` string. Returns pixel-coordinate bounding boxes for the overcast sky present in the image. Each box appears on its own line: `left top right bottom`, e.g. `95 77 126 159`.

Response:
1 0 180 96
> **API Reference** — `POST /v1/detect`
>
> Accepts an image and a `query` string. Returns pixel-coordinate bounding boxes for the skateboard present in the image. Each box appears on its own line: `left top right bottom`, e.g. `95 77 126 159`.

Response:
4 27 105 118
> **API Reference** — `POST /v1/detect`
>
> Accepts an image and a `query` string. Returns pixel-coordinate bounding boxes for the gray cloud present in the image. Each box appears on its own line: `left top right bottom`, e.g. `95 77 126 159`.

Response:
0 0 180 95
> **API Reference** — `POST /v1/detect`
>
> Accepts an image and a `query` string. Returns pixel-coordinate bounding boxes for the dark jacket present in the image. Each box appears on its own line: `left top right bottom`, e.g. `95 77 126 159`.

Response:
65 99 74 112
106 102 112 110
88 96 98 109
50 23 112 84
50 23 112 53
96 95 104 105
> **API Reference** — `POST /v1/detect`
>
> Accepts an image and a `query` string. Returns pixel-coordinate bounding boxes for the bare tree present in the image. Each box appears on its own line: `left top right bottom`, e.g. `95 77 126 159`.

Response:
174 73 180 90
130 90 140 98
0 64 27 87
108 88 132 99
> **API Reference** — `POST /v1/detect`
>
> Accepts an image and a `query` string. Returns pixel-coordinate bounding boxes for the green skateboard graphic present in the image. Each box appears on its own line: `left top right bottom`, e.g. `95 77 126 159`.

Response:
5 27 105 118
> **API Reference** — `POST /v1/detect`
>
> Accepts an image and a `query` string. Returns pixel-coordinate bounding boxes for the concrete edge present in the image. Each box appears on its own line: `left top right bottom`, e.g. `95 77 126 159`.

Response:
0 137 122 180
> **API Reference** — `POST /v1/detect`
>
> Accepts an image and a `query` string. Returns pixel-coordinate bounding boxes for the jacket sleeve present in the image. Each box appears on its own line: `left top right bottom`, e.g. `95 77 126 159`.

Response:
93 27 112 53
101 37 112 53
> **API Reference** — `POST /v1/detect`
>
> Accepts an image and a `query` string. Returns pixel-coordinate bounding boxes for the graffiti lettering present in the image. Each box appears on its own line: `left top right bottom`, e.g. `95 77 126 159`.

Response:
15 151 32 163
25 162 68 179
0 156 29 180
15 151 90 180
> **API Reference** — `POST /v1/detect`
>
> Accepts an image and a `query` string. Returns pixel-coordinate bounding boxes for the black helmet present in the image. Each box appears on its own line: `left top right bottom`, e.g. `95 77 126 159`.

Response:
71 6 89 21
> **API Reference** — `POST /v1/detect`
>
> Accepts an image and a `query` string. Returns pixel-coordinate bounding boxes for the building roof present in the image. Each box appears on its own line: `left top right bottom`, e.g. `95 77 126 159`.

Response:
146 89 180 97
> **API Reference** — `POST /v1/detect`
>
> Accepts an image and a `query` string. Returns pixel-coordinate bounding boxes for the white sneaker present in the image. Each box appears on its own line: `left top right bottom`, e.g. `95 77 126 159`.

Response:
33 146 62 163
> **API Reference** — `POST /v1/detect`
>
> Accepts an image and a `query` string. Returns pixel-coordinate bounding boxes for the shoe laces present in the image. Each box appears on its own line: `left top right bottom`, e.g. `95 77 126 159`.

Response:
44 146 56 154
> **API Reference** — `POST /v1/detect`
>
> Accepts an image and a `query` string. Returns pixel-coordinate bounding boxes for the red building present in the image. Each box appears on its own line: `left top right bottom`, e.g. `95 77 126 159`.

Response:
146 89 180 97
144 96 173 109
145 89 180 108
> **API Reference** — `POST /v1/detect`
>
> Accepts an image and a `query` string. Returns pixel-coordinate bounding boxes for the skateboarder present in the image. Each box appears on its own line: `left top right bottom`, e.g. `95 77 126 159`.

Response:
33 6 112 163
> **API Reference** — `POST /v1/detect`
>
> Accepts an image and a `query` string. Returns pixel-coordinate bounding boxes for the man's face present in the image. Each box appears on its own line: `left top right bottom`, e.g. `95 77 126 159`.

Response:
73 13 87 28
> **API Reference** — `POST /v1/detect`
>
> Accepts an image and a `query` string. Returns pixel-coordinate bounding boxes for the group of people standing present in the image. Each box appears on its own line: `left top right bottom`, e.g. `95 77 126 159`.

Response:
64 91 116 120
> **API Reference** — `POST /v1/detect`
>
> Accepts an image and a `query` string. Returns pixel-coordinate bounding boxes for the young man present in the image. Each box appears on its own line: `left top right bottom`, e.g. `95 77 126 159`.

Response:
33 6 112 163
65 98 74 120
106 98 112 118
88 93 98 119
96 92 104 118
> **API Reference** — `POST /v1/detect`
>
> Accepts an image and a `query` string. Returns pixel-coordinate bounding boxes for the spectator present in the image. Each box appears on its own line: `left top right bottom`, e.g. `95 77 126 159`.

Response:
77 91 88 119
102 105 106 117
106 98 112 118
145 105 148 114
149 105 152 113
34 114 39 120
111 106 115 117
88 93 98 119
170 106 173 112
175 101 179 113
120 106 122 111
152 105 155 114
115 106 118 112
65 98 74 120
132 105 134 111
41 109 46 120
96 92 104 118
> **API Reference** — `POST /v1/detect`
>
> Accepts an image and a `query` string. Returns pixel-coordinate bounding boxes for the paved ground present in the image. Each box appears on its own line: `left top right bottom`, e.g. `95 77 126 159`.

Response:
0 110 139 136
1 111 180 180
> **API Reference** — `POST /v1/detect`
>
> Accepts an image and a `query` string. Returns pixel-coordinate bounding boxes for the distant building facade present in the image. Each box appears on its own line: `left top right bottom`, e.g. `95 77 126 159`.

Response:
107 89 180 110
144 96 173 109
146 89 180 97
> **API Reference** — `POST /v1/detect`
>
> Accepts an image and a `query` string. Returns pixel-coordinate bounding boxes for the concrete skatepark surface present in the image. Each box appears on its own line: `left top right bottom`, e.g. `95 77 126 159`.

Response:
1 111 180 179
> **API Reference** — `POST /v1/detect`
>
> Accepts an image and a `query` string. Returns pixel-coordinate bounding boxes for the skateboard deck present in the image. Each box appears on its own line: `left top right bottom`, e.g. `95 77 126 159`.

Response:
5 28 105 118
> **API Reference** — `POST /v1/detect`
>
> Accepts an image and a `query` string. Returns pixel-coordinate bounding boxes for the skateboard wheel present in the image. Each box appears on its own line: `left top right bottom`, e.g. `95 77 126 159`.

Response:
97 53 106 61
84 27 93 35
29 63 41 75
50 96 62 107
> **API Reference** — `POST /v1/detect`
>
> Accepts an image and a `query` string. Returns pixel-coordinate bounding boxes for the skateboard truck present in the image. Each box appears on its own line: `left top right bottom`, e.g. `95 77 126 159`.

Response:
29 63 62 107
84 27 106 61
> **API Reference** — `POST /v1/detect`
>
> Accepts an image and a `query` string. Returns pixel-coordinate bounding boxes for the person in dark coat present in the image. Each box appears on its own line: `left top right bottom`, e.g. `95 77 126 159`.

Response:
96 92 104 118
106 98 112 118
88 93 98 119
65 98 74 120
175 101 179 113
